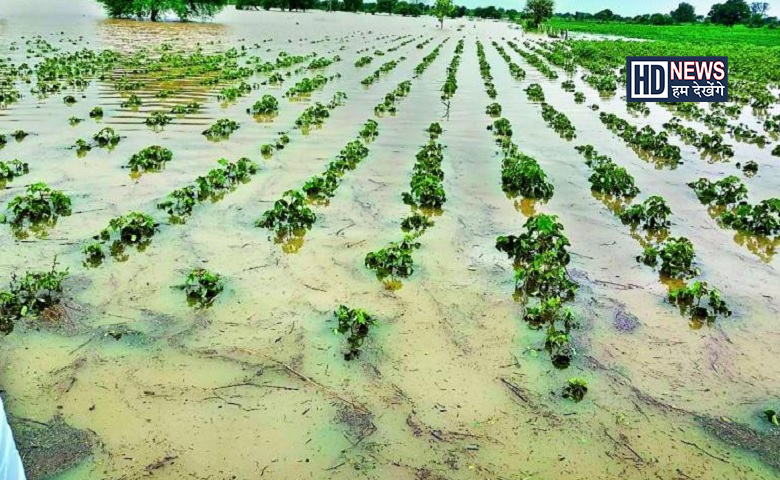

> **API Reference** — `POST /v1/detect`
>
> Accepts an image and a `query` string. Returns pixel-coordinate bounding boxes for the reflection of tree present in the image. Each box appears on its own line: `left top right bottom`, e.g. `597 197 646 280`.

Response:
734 232 778 263
97 0 229 21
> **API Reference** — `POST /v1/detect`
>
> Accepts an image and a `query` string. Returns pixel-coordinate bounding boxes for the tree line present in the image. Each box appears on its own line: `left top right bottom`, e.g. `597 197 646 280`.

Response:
559 1 776 28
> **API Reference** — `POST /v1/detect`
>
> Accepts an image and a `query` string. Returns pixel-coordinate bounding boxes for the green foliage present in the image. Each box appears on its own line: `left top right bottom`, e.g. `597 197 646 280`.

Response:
490 118 513 138
496 215 577 300
120 94 142 108
99 212 156 245
146 111 172 127
82 242 105 268
89 106 103 118
181 269 224 307
3 182 72 228
96 0 228 21
669 281 732 323
170 102 201 115
485 103 502 116
600 113 681 163
525 0 554 27
359 119 379 140
641 237 698 278
256 190 316 236
525 83 545 102
128 145 173 172
619 196 671 230
247 94 279 116
0 159 29 183
688 176 748 205
400 213 434 236
365 236 421 279
203 119 239 140
501 151 554 200
541 103 576 139
765 409 779 427
0 260 68 331
92 127 120 147
333 305 377 360
589 160 639 197
720 199 780 235
562 378 588 402
427 122 443 139
401 141 446 209
355 56 373 68
285 74 328 97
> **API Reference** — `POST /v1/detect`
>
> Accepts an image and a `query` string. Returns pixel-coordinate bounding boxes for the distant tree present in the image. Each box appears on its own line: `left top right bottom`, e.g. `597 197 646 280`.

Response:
474 5 500 19
649 13 673 24
750 2 769 16
432 0 453 27
505 8 519 20
670 2 696 23
594 8 614 21
709 0 751 25
453 5 466 17
343 0 362 11
376 0 396 14
524 0 554 27
97 0 228 21
236 0 262 10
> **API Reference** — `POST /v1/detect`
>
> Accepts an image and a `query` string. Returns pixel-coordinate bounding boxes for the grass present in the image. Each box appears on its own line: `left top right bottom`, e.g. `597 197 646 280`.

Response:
547 20 780 47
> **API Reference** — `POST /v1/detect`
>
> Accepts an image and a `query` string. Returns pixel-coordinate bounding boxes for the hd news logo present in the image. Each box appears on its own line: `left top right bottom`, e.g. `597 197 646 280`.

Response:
626 56 728 102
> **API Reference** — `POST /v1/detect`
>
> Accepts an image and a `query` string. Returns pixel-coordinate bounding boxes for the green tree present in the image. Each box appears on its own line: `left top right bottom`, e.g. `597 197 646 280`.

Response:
343 0 363 11
670 2 696 23
433 0 453 27
377 0 397 14
709 0 751 25
750 2 769 16
97 0 228 21
594 8 614 21
524 0 554 28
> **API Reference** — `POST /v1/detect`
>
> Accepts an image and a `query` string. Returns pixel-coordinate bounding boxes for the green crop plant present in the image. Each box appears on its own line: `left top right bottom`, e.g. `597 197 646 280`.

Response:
574 92 586 103
0 260 69 328
545 325 575 369
82 242 105 268
99 212 156 245
400 212 434 236
89 106 103 118
157 186 198 219
203 119 239 140
179 269 224 307
427 122 443 139
1 183 72 229
359 119 379 140
720 199 780 236
128 145 173 172
641 237 698 278
669 281 731 323
146 111 172 127
92 127 120 147
562 378 588 402
333 305 377 360
688 176 748 206
589 160 639 197
525 83 545 102
170 102 201 115
247 95 279 116
490 118 513 139
619 196 671 230
302 171 340 202
120 94 142 108
501 152 554 200
541 103 576 140
365 236 421 280
485 103 502 116
765 409 779 427
0 160 29 184
260 144 273 156
256 190 316 236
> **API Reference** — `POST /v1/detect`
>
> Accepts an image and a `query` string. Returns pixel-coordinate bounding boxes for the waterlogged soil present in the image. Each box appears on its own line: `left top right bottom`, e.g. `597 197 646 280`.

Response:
1 2 780 479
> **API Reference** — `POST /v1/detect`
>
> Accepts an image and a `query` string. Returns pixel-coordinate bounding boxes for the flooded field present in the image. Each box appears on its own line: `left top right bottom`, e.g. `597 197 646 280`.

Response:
1 1 779 479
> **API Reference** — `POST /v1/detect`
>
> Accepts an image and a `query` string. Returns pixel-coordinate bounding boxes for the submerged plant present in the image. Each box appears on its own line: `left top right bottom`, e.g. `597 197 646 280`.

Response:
525 83 545 102
365 236 421 280
247 95 279 116
92 127 120 147
720 199 780 236
256 190 316 236
619 196 671 230
1 183 72 228
400 212 434 236
359 119 379 140
0 260 69 329
485 103 502 116
203 119 239 140
765 409 779 427
501 151 554 200
128 145 173 172
99 212 156 245
562 378 588 402
669 281 731 323
120 94 142 108
89 106 103 118
589 161 639 197
640 237 698 278
82 242 105 268
146 111 172 127
688 176 747 206
333 305 377 360
0 160 30 183
180 269 224 307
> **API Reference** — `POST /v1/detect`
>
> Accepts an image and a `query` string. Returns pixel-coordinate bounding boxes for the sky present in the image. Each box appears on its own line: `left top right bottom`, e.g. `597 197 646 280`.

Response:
462 0 780 16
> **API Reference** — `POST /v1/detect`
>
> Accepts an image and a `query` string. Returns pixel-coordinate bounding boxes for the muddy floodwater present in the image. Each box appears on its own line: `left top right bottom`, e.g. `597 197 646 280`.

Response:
1 1 779 479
